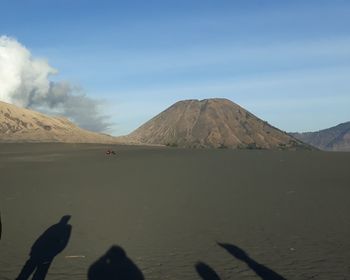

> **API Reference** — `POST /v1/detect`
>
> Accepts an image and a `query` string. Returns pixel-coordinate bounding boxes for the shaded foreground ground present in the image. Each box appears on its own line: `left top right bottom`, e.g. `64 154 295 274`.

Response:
0 144 349 279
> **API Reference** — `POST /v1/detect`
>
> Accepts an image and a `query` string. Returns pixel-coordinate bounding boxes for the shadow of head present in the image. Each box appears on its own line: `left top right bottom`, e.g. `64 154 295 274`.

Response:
88 245 144 280
105 246 127 263
195 262 221 280
59 215 71 224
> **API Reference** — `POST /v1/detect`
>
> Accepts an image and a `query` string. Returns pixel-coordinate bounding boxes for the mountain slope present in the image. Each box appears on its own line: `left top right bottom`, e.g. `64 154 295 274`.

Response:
128 98 309 150
0 101 117 143
291 122 350 151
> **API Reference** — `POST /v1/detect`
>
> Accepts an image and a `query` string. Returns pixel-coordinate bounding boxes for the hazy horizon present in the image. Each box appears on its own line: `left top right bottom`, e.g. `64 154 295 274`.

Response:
1 0 349 136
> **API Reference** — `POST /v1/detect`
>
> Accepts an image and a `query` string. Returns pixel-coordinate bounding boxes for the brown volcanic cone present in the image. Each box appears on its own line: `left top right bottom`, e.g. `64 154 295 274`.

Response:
0 101 118 143
128 98 308 149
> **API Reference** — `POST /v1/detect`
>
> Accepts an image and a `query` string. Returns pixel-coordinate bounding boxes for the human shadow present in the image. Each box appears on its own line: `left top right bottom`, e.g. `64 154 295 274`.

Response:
195 262 221 280
16 215 72 280
88 245 144 280
218 242 286 280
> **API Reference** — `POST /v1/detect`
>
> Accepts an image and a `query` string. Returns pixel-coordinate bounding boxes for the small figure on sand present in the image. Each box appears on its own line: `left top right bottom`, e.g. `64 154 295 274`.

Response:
105 149 116 155
88 246 144 280
16 215 72 280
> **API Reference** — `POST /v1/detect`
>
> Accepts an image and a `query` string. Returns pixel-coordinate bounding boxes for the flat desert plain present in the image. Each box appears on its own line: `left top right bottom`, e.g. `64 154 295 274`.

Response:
0 144 349 280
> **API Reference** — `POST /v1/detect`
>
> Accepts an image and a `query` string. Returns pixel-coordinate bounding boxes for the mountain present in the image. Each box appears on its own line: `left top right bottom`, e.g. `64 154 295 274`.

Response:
291 122 350 151
127 98 309 150
0 101 118 143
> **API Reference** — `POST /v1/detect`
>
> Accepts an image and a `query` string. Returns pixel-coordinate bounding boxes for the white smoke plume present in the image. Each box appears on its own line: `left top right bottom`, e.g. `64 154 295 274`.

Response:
0 36 111 132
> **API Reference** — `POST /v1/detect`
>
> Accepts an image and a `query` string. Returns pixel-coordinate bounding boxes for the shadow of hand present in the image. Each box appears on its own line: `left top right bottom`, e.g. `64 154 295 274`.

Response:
217 242 248 261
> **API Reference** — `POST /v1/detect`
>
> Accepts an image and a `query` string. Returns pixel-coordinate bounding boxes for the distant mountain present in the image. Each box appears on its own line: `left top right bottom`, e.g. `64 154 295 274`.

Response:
127 98 310 150
0 101 118 143
291 122 350 151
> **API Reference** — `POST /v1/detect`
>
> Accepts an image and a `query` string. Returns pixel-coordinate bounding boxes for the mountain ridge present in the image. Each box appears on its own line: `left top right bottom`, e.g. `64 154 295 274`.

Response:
0 101 119 143
291 122 350 151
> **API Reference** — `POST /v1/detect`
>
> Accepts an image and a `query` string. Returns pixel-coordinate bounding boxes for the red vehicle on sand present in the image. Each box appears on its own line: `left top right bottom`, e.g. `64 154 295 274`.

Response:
105 149 116 155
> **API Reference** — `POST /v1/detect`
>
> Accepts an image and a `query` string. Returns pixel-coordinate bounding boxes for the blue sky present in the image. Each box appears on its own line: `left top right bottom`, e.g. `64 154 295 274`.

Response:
1 0 350 135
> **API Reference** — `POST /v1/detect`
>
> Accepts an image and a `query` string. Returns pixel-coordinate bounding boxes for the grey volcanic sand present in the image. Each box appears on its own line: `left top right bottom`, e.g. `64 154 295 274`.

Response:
0 144 349 280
